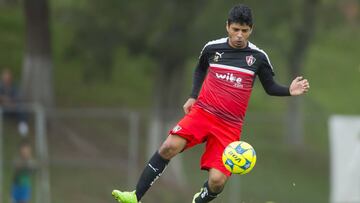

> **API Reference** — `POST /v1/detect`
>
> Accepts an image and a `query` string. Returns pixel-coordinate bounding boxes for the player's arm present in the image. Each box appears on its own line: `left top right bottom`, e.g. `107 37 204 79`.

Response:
189 63 208 99
258 58 310 96
258 67 291 96
184 49 209 114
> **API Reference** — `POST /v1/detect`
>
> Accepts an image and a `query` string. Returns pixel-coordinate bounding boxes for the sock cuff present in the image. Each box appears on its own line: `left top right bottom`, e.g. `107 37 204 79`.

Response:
150 151 170 166
204 181 220 197
135 151 169 201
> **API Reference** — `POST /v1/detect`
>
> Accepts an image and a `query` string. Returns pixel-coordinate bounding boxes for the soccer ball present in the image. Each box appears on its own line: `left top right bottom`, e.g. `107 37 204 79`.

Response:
222 141 256 175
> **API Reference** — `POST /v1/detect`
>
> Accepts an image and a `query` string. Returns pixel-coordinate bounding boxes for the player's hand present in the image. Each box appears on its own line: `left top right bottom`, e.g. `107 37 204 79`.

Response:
183 98 196 114
289 76 310 96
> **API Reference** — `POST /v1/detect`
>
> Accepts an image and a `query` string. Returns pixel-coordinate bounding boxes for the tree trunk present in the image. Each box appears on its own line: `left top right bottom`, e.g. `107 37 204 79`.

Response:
147 63 186 186
145 0 207 188
286 0 320 147
147 61 186 151
22 0 54 109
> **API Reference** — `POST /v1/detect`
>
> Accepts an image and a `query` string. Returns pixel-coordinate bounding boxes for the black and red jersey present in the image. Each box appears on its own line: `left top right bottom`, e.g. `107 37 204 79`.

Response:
191 37 289 129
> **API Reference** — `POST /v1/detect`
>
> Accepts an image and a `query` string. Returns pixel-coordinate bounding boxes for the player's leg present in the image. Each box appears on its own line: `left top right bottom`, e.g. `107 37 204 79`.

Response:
193 168 228 203
112 134 187 203
113 107 207 203
193 118 238 203
135 134 187 199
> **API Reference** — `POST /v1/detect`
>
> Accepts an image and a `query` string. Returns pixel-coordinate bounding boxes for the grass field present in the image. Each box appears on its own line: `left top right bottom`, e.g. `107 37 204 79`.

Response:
2 111 329 203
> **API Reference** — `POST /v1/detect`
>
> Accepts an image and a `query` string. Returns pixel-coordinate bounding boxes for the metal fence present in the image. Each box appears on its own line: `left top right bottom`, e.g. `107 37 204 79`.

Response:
0 106 140 203
0 104 50 203
0 106 330 203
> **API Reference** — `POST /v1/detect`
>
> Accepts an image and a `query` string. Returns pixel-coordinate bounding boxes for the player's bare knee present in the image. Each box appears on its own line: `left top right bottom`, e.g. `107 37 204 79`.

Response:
159 142 180 159
159 135 186 159
208 174 227 193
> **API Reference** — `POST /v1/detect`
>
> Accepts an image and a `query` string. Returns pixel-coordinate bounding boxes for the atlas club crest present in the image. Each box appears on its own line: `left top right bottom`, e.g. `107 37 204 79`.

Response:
246 55 256 66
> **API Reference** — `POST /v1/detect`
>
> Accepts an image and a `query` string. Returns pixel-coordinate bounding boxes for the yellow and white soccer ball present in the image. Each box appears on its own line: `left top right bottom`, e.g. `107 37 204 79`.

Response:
222 141 256 175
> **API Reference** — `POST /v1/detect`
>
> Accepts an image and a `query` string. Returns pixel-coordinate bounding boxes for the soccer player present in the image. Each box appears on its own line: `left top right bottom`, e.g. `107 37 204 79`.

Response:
112 4 310 203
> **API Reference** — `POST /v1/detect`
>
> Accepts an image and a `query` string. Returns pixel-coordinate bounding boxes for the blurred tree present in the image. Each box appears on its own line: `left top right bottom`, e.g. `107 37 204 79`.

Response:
340 0 359 27
58 0 322 148
60 0 122 83
286 0 320 147
22 0 54 108
0 0 17 6
59 0 208 187
61 0 207 147
143 0 207 154
128 0 208 186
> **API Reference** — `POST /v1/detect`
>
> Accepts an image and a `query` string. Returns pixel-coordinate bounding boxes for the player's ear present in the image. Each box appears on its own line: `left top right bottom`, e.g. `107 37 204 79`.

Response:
249 24 254 34
225 21 230 32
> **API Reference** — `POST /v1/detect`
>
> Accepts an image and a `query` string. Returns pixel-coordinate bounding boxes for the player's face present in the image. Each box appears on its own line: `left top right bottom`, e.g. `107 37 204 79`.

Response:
226 22 252 49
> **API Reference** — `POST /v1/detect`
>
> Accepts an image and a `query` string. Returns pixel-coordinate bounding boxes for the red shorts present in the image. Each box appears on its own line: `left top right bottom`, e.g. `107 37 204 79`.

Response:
169 107 242 177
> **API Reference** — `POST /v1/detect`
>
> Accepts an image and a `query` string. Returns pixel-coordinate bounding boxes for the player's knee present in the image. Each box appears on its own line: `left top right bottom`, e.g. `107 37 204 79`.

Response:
158 135 186 159
158 141 180 159
208 174 227 193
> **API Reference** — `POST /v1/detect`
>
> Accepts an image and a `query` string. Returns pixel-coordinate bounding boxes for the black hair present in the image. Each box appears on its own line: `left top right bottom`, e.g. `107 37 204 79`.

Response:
227 4 253 27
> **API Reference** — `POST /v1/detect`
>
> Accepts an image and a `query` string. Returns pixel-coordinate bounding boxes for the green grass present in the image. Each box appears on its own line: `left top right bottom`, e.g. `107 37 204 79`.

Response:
50 166 125 203
3 114 330 203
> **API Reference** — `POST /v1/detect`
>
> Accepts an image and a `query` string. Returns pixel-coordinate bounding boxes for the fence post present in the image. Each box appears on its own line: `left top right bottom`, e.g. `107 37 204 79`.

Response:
34 105 51 203
128 112 139 187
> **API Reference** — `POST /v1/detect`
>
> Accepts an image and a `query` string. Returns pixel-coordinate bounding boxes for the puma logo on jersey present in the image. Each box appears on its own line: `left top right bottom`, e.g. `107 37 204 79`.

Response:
215 73 243 88
214 52 224 62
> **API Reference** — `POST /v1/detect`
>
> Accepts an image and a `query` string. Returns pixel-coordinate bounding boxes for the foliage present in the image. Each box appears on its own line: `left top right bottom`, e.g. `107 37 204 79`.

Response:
0 6 24 77
0 0 359 112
